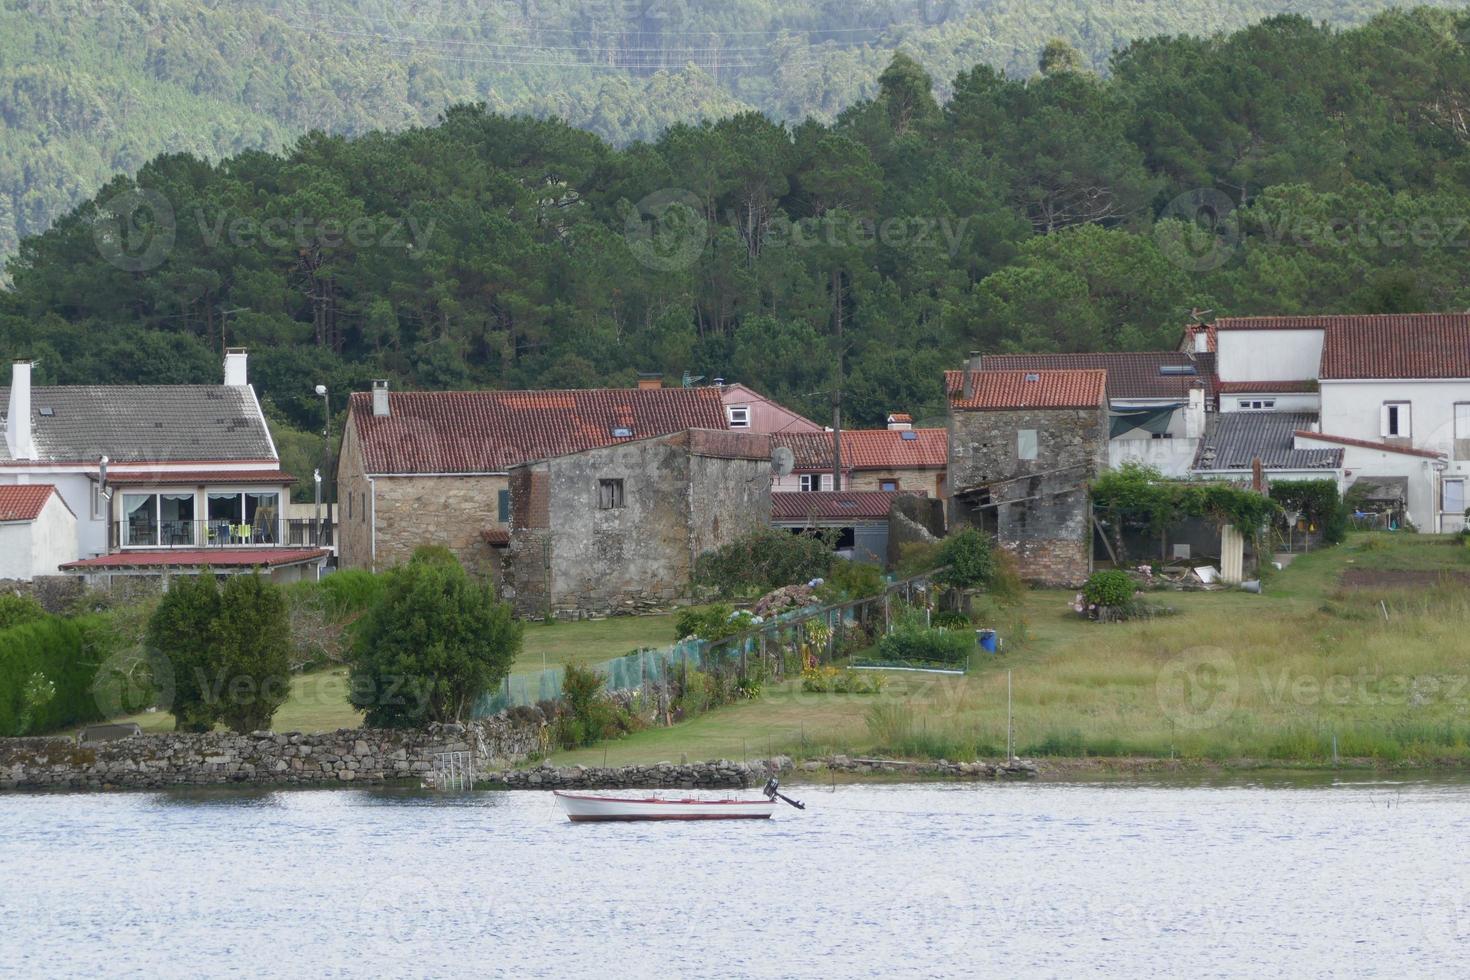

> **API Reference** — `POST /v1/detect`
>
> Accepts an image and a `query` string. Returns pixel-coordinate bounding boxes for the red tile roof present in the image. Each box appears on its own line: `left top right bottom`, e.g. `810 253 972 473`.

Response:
945 369 1107 410
979 353 1214 402
1180 322 1217 352
1316 314 1470 380
1215 317 1335 331
350 387 728 474
104 469 296 486
1216 381 1319 394
481 529 510 546
771 429 947 472
60 548 330 570
1293 431 1447 460
771 491 923 523
0 484 60 522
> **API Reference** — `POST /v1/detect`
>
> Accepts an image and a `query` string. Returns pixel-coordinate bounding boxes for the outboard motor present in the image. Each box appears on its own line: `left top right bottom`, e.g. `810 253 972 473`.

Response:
763 776 806 810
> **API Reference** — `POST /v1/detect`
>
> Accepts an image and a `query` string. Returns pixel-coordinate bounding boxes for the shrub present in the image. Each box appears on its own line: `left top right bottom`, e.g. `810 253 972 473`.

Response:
801 665 887 694
694 528 834 596
212 574 293 733
1272 479 1349 546
553 663 645 748
875 626 975 667
350 549 522 727
0 594 45 631
0 614 114 735
931 611 973 630
146 575 227 732
675 604 756 642
934 528 996 589
816 559 885 603
1083 571 1135 609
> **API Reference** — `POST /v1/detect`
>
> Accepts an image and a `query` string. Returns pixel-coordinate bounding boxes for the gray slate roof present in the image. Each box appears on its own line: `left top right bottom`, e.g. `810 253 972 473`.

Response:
0 386 275 463
1193 412 1343 472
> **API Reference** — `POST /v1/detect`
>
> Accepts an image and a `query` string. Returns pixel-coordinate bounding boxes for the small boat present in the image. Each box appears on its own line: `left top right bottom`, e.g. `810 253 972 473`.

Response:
555 777 805 823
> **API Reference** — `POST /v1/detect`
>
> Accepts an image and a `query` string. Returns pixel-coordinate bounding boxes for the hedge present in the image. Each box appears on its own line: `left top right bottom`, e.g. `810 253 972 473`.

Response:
876 627 975 667
0 614 113 736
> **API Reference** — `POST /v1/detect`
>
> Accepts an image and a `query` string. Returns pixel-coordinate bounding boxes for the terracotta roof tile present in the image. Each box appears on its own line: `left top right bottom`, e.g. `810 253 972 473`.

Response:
1316 314 1470 380
103 469 296 486
1216 381 1318 394
350 387 728 474
945 369 1107 411
0 484 59 522
979 353 1214 402
771 429 947 472
771 491 923 523
60 548 329 569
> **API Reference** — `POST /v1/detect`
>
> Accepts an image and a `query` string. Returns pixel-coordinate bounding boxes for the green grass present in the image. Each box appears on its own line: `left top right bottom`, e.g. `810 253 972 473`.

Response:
515 615 675 671
553 533 1470 768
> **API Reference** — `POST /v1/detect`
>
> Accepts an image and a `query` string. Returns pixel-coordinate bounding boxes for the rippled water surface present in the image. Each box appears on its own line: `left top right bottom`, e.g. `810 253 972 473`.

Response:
4 777 1469 978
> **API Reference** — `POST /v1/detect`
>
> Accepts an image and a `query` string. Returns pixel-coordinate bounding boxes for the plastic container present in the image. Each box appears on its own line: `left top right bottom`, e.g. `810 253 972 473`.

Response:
975 629 998 654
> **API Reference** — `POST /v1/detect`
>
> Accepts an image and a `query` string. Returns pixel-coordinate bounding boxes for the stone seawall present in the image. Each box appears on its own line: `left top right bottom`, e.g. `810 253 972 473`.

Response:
0 717 544 791
492 755 1038 790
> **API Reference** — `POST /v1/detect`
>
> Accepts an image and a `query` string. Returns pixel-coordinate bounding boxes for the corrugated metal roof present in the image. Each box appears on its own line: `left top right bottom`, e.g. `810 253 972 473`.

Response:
103 469 295 486
0 385 274 464
771 491 919 523
945 369 1107 410
60 548 329 569
350 387 728 474
1193 412 1343 471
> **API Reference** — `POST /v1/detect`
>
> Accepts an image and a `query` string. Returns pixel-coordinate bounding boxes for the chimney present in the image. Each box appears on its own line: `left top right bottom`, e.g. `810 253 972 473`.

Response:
224 347 248 386
886 413 913 431
6 359 36 460
1186 386 1206 440
371 379 390 417
1193 329 1210 354
637 373 663 390
963 351 982 401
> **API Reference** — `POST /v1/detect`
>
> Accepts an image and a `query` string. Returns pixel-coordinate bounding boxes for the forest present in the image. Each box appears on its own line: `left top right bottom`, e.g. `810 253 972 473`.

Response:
5 7 1470 482
2 0 1462 260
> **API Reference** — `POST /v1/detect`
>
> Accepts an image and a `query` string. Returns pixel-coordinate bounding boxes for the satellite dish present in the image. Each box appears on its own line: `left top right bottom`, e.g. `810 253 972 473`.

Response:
771 446 795 478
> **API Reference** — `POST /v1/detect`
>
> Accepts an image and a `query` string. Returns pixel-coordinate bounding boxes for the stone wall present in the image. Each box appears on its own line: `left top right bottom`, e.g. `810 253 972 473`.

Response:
948 403 1107 587
0 717 544 791
372 474 506 579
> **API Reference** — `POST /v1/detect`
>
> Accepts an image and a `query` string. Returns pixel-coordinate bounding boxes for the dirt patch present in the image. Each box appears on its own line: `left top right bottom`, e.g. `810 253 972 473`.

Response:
1341 569 1470 590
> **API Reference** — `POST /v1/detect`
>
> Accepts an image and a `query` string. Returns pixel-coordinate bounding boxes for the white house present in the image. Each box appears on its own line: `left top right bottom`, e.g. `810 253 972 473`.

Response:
0 485 77 582
0 351 330 583
1204 315 1470 533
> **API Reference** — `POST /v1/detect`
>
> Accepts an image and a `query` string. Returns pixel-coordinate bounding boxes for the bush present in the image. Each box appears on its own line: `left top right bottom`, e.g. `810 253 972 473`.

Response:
146 575 228 732
1083 570 1135 609
934 528 996 589
815 559 885 603
0 614 113 735
1272 479 1348 546
675 604 756 642
553 663 644 748
931 611 973 630
0 594 45 631
801 665 887 694
694 528 834 596
875 626 975 667
350 548 522 727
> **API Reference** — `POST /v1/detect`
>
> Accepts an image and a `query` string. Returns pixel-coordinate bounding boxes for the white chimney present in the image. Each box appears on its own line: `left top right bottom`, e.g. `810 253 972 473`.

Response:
1193 329 1209 354
224 347 248 386
1186 386 1206 440
372 380 390 417
6 360 36 460
886 413 913 431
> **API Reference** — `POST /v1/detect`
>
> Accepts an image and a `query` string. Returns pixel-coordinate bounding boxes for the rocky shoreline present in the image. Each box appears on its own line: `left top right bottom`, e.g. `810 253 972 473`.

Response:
491 754 1039 790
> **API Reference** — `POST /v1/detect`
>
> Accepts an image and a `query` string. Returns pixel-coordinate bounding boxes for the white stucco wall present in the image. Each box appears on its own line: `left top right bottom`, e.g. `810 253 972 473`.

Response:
1217 329 1324 382
1109 437 1199 477
1319 380 1470 459
0 493 78 580
0 524 34 579
1219 393 1321 414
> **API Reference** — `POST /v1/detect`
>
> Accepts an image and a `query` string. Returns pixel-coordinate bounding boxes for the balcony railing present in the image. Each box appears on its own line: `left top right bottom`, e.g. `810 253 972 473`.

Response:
110 519 334 550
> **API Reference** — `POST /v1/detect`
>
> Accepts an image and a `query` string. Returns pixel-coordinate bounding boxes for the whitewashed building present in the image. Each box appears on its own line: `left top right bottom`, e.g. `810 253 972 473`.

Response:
0 485 77 582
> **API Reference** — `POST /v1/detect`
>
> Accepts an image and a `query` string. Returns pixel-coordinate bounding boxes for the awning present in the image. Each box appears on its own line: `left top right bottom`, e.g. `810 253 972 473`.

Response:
1109 404 1180 438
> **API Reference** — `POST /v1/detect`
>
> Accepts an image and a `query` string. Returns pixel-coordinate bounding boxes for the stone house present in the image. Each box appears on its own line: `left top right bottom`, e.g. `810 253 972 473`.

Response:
770 490 923 565
503 429 771 619
337 382 729 577
946 365 1108 587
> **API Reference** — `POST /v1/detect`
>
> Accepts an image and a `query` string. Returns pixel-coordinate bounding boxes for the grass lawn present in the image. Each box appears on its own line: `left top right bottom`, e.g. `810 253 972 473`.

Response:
554 533 1470 768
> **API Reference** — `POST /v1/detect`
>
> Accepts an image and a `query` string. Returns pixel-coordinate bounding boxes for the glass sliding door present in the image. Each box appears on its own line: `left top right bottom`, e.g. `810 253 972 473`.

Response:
123 493 158 546
207 492 244 546
160 493 196 546
246 492 280 543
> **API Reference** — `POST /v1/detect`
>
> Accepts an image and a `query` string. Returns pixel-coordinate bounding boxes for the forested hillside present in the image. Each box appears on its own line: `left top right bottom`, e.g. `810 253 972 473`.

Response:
5 9 1470 457
1 0 1462 261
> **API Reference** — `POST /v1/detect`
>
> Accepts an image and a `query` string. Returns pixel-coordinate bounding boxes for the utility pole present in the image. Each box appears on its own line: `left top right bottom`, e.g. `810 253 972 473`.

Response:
830 268 844 492
315 384 333 550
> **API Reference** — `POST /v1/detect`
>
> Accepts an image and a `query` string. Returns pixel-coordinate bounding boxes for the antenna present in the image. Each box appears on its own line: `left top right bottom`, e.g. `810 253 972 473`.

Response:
771 446 795 478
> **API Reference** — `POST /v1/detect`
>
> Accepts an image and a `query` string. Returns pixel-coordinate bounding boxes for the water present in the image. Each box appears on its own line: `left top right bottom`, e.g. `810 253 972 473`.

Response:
4 777 1469 978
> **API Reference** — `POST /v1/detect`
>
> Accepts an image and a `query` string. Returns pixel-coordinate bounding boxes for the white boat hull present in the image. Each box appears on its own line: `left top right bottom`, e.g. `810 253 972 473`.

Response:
554 791 777 822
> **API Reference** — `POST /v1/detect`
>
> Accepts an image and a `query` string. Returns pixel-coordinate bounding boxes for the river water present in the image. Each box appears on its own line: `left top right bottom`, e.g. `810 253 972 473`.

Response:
4 776 1468 978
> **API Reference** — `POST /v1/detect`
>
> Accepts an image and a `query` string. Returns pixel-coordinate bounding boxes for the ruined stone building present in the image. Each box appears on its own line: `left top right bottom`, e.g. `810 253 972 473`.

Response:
945 363 1108 586
502 429 772 619
336 381 728 577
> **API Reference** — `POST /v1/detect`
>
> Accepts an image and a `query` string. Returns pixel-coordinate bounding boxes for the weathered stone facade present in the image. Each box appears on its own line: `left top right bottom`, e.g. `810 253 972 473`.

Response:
948 404 1107 587
504 429 772 619
0 717 543 791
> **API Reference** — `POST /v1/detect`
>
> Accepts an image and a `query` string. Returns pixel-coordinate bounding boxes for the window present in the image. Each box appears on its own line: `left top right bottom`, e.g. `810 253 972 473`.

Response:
122 493 158 546
880 480 899 492
1151 432 1174 440
1238 399 1275 411
92 482 107 520
1382 401 1411 438
799 474 829 492
1457 403 1470 439
498 489 510 523
598 479 625 509
205 490 280 544
1017 429 1038 461
347 492 353 520
1445 478 1466 517
727 405 751 428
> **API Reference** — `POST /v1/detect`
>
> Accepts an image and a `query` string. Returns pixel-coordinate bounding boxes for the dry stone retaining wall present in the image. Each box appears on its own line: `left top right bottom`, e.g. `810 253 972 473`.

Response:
0 717 544 791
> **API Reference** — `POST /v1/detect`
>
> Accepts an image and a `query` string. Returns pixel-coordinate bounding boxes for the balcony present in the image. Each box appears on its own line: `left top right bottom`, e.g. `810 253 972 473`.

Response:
110 518 333 551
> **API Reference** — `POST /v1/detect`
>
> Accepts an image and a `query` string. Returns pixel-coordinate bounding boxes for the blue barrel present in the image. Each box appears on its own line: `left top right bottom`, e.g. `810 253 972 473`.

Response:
976 629 998 654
